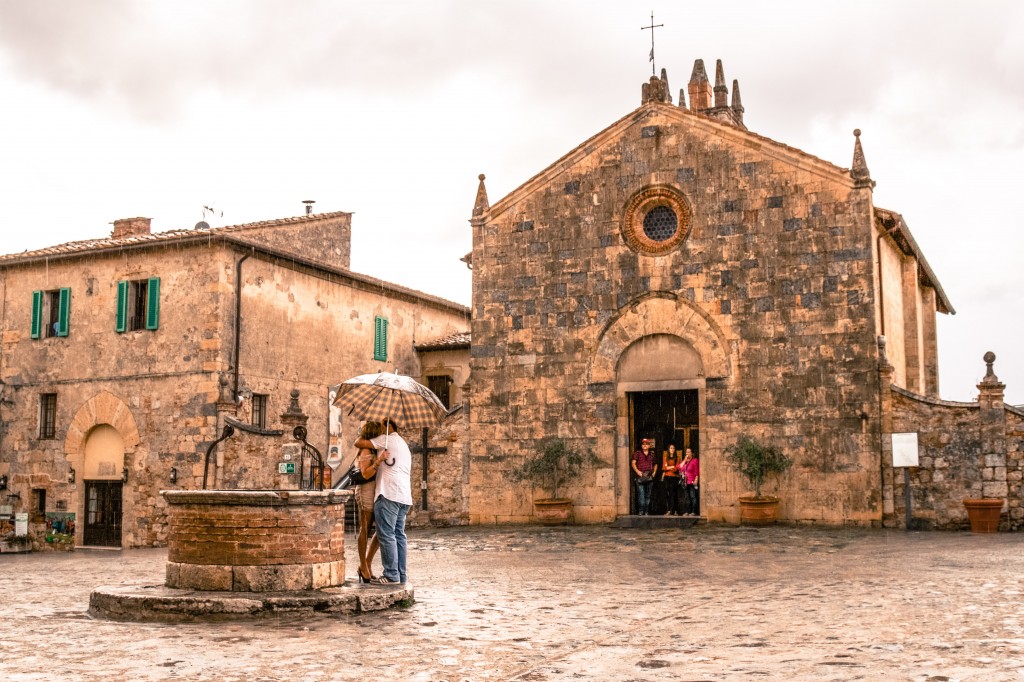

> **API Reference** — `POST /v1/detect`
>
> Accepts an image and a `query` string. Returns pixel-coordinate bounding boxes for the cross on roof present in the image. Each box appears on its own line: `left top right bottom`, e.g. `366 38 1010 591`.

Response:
641 11 663 77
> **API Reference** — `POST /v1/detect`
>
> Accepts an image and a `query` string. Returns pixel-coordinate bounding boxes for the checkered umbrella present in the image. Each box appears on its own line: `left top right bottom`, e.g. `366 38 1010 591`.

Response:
333 372 448 431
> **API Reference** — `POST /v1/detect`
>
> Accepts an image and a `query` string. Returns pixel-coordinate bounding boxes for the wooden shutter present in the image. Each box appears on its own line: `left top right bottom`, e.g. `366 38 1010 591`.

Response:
57 287 71 337
373 316 388 361
115 281 128 333
145 277 160 330
31 290 43 339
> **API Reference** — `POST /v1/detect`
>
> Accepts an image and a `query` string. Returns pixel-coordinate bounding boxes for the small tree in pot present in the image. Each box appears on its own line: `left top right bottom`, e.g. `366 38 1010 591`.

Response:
725 435 793 525
505 438 607 524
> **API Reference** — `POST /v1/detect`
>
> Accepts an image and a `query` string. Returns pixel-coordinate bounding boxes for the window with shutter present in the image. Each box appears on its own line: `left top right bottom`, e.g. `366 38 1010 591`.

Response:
31 290 43 339
115 281 129 333
374 316 388 361
33 289 69 339
117 278 160 332
57 287 70 337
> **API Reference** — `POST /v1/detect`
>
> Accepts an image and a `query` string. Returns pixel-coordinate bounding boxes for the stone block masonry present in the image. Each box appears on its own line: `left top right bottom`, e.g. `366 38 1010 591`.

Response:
163 489 349 591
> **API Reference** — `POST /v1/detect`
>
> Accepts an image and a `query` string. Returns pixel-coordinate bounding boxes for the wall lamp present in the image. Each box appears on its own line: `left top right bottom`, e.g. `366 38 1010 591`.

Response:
67 468 75 485
122 468 129 483
169 467 178 484
0 474 7 490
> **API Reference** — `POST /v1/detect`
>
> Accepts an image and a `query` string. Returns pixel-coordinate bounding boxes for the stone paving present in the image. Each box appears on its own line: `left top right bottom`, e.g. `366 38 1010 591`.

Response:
2 524 1023 681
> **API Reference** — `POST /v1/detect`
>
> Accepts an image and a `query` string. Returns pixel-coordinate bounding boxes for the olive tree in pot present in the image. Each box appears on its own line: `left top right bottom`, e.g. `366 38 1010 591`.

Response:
725 435 794 525
505 438 607 525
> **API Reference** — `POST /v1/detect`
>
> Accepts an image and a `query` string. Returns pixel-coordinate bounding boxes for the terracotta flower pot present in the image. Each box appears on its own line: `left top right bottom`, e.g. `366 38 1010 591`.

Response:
533 498 573 525
738 496 780 526
963 498 1003 533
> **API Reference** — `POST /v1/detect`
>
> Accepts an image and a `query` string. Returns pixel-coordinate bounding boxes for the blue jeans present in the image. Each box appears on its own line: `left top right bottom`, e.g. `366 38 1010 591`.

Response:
374 495 410 583
636 479 653 514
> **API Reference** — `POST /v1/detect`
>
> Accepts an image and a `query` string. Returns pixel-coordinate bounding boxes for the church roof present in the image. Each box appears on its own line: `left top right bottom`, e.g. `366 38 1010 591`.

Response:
415 331 471 351
874 207 954 315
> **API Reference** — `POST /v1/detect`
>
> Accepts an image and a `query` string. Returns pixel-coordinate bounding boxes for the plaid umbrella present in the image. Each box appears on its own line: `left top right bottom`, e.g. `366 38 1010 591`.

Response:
333 372 447 431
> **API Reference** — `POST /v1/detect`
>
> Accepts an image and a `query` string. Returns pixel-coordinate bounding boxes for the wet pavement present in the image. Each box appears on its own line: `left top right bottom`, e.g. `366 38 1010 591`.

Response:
2 523 1023 681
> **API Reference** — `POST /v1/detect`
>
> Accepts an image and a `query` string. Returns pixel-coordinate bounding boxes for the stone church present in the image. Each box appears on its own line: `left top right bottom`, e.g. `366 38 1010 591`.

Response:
464 60 1023 528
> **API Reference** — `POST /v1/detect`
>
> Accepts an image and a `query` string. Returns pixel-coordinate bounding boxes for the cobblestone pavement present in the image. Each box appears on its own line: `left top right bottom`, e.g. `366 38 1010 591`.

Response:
2 524 1024 681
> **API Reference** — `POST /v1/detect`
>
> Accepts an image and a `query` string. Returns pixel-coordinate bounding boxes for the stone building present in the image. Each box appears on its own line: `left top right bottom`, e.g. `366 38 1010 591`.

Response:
0 212 469 549
463 60 1021 528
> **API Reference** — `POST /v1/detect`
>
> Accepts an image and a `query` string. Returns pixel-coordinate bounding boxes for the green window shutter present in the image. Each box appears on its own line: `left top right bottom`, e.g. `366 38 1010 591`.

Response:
31 290 42 339
57 287 71 337
373 316 388 361
115 281 128 333
145 277 160 330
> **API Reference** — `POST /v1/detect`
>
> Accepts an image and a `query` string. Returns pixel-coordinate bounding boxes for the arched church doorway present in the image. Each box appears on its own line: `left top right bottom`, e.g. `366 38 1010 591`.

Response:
82 424 125 547
616 333 704 517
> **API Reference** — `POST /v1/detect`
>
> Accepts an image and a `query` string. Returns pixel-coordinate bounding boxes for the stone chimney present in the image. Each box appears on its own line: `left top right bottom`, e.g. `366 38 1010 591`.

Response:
112 217 152 239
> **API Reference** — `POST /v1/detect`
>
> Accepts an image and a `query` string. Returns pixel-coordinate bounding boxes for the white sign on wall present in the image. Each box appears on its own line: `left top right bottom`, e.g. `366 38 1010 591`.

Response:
15 512 28 536
892 432 920 468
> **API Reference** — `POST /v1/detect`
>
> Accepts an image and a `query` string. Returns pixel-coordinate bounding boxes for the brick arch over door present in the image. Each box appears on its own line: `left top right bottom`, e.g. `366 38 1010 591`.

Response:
64 391 141 465
589 296 731 384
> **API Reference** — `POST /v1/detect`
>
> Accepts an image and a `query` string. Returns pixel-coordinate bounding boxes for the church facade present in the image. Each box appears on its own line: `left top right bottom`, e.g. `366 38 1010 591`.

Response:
465 60 986 526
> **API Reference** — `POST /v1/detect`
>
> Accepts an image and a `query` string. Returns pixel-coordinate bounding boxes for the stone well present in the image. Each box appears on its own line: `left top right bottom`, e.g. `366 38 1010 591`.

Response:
163 489 347 592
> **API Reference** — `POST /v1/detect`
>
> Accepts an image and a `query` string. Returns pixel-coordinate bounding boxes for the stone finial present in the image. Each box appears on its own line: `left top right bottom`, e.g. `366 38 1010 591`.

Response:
981 351 1002 385
713 59 729 108
877 335 893 370
660 68 673 103
678 87 687 109
731 79 744 116
642 74 671 104
472 174 489 218
282 388 304 419
851 129 876 189
688 59 712 110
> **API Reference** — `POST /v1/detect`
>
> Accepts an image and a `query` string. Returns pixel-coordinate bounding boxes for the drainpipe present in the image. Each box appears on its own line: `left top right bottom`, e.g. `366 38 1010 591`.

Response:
233 252 252 402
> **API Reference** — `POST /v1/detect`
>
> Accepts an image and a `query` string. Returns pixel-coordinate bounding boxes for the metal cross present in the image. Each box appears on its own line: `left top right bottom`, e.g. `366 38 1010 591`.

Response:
641 11 663 77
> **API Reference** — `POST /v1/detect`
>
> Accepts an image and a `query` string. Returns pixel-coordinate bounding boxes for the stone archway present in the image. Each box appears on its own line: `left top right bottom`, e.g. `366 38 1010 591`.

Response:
589 294 732 517
589 294 731 385
64 392 141 546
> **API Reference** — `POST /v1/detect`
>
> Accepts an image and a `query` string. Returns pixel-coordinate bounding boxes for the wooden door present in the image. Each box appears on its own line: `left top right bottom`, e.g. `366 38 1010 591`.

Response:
84 480 122 547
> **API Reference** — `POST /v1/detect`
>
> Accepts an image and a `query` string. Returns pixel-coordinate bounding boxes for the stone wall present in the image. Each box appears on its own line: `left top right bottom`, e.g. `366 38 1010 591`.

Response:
407 407 469 527
883 355 1022 530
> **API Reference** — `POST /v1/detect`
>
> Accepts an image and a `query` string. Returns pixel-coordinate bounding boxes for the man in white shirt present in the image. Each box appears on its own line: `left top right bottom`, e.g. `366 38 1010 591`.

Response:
354 417 412 584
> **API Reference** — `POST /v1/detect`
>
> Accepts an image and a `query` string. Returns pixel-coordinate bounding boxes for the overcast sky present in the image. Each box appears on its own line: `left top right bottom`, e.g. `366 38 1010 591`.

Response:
1 1 1021 403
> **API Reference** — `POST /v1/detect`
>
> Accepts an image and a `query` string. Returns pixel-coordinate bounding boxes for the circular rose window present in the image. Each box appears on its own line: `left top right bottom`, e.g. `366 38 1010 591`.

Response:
621 185 691 255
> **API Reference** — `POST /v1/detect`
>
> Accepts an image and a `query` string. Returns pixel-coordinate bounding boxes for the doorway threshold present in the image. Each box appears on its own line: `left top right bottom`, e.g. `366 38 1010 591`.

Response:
611 515 703 529
76 545 123 551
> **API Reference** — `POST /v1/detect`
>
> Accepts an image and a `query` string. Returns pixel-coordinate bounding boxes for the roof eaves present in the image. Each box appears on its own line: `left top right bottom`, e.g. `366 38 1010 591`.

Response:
875 207 955 315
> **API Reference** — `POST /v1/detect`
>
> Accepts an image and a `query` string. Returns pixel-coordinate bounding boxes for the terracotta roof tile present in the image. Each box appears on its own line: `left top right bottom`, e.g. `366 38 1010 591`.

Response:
415 331 471 351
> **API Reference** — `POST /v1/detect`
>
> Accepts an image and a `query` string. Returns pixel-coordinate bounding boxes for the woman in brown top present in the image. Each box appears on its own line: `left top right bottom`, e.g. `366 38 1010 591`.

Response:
662 443 682 515
355 421 383 582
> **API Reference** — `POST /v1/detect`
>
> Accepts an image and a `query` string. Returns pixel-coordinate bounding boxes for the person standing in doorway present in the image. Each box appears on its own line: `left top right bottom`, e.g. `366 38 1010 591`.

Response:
662 443 682 515
354 417 412 584
682 448 700 516
631 438 657 515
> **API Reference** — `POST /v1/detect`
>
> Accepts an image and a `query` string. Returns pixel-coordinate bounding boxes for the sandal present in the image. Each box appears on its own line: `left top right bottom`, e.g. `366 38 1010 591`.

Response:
358 569 376 584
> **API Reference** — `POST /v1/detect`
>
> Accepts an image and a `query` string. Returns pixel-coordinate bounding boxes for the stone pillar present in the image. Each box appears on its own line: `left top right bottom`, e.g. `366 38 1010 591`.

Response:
976 352 1008 502
278 389 308 490
878 336 897 526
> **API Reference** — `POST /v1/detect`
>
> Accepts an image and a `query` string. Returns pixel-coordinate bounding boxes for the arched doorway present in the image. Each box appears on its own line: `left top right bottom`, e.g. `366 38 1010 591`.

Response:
82 425 125 546
588 294 732 519
617 335 704 515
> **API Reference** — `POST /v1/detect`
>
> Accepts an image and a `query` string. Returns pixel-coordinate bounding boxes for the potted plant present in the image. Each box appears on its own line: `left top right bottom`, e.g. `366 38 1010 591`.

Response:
962 498 1003 533
725 435 794 525
505 438 607 525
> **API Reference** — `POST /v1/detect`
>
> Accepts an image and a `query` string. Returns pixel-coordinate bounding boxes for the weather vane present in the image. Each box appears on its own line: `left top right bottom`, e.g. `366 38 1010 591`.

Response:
641 11 663 77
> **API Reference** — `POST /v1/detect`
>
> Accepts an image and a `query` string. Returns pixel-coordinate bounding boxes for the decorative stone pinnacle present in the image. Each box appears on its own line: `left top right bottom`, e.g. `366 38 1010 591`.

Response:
982 351 1000 384
283 389 304 418
851 128 875 189
472 173 489 218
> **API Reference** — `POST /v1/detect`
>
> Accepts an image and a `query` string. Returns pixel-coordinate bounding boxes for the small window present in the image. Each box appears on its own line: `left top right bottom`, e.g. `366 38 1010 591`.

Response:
39 393 57 439
31 288 70 339
252 394 268 429
32 488 46 517
116 277 160 332
427 375 452 410
373 316 388 361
